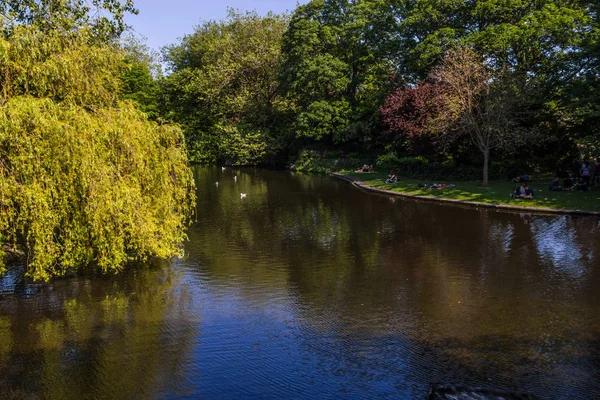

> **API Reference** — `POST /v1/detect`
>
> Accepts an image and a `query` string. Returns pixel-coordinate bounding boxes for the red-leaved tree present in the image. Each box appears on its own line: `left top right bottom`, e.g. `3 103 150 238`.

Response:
382 48 517 186
381 82 442 139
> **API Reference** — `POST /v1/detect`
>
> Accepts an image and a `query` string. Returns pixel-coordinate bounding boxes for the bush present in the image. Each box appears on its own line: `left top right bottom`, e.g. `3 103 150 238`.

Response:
291 150 367 174
376 153 503 181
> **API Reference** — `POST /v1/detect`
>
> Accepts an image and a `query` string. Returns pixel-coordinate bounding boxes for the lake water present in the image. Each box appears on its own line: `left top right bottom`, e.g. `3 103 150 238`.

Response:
0 166 599 399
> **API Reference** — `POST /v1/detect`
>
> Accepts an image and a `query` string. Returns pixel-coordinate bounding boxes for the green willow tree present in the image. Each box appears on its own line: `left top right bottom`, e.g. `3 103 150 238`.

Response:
0 26 195 281
160 10 289 165
0 0 138 40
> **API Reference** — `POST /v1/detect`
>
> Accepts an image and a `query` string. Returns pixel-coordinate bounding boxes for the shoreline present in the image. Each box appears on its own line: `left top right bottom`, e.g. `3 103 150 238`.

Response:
331 173 600 217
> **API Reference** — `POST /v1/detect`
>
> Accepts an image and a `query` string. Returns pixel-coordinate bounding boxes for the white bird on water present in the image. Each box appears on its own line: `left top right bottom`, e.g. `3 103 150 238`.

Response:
221 166 226 171
234 175 237 182
215 181 219 187
240 193 247 199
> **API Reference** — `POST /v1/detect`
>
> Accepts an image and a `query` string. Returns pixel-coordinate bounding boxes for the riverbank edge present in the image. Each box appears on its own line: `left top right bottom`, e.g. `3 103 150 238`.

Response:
331 173 600 216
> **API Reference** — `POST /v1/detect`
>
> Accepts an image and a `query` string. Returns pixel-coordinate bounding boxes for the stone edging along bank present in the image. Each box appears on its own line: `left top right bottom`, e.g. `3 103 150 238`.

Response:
331 173 600 217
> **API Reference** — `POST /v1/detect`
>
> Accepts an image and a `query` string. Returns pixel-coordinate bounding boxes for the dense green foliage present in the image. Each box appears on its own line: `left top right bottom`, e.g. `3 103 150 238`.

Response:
291 149 366 174
279 0 398 145
398 0 591 77
0 24 195 280
160 10 289 165
120 54 159 117
158 0 600 180
0 0 138 40
119 36 161 118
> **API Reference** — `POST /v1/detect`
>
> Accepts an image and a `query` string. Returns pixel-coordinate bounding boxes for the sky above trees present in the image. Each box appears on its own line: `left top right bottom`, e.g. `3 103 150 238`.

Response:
125 0 307 50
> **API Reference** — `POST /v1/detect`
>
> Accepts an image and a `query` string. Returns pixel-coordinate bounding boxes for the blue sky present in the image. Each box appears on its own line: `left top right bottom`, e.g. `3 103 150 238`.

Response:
126 0 307 51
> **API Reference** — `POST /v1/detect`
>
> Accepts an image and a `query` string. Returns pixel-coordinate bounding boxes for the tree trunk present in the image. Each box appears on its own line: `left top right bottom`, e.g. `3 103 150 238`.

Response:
482 146 490 187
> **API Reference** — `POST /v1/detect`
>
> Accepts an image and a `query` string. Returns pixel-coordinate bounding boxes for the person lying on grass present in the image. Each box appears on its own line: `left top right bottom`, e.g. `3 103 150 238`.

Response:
385 171 398 184
511 174 530 183
355 164 374 173
418 183 456 189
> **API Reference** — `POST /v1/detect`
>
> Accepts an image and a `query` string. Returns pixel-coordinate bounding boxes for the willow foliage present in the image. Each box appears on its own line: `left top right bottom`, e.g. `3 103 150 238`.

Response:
0 27 195 280
0 0 138 41
0 26 122 107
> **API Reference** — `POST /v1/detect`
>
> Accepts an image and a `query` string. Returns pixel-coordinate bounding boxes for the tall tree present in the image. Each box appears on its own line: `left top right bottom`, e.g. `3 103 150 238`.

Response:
279 0 399 146
161 10 288 164
555 0 600 152
383 49 518 186
119 35 161 118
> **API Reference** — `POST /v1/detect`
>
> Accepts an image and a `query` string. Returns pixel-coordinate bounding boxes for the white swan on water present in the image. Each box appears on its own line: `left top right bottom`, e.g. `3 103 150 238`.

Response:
234 175 237 182
215 182 219 187
240 193 247 199
221 167 226 171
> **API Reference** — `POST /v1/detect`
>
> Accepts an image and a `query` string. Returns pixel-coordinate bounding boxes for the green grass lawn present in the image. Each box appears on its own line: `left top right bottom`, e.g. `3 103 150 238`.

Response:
342 171 600 211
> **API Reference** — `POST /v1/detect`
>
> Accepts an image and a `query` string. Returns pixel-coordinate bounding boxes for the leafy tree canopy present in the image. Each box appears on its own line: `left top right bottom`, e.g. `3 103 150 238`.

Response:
399 0 592 79
161 9 289 165
119 34 162 118
0 0 138 40
279 0 400 144
0 26 195 280
0 25 122 106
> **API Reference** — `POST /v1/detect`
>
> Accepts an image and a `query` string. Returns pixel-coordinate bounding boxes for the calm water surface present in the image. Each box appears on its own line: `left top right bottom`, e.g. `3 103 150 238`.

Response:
1 166 599 399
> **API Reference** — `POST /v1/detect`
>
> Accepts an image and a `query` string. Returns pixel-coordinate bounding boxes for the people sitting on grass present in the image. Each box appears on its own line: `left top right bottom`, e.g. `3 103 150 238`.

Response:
511 184 534 199
549 177 563 191
511 174 530 183
355 164 374 173
520 184 534 199
385 171 398 184
563 175 573 190
548 175 584 192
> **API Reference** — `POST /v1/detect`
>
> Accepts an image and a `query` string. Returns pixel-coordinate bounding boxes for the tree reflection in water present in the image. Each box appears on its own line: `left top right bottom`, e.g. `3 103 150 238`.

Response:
187 166 600 398
0 264 198 399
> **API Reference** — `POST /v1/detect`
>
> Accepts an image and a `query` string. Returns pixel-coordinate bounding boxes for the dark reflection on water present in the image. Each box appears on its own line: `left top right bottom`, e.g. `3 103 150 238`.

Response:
1 166 599 399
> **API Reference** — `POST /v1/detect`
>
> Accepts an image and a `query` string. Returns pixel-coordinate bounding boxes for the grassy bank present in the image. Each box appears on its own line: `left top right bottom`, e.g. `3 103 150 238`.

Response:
341 171 600 212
